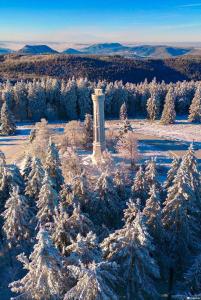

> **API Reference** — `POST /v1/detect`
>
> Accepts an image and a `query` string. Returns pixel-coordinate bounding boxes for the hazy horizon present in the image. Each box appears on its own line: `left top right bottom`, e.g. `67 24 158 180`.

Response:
1 41 201 51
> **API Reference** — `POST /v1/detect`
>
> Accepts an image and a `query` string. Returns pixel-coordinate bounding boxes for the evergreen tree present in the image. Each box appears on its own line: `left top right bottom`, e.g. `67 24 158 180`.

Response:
113 169 126 200
143 185 162 235
65 231 101 265
164 157 181 190
0 101 16 135
147 91 161 121
60 79 78 120
101 211 160 299
20 154 32 181
77 78 92 119
64 262 119 300
119 102 128 120
25 157 45 201
27 80 46 121
10 228 67 299
145 159 161 194
52 204 72 254
143 186 165 270
44 138 64 191
91 171 121 228
13 80 28 121
36 172 59 226
123 198 141 225
72 171 89 209
1 186 31 247
162 162 200 294
184 254 201 295
160 87 176 125
132 166 148 206
84 113 93 148
189 86 201 123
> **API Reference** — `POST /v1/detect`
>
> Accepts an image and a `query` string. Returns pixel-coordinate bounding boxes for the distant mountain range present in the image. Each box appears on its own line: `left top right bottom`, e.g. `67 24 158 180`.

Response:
1 42 201 58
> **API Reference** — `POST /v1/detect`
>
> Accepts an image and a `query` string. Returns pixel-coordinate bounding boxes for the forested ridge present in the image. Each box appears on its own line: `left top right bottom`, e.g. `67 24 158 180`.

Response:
1 54 201 83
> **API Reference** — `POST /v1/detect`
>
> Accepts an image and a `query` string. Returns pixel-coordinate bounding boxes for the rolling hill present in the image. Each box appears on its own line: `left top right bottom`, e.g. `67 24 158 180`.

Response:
18 45 58 55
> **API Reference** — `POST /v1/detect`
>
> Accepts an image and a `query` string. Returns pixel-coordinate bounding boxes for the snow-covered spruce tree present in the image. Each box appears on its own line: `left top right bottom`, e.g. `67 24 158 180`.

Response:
145 158 161 194
36 172 59 226
101 211 160 299
143 185 162 240
59 183 74 210
123 198 141 225
0 164 25 213
131 165 148 207
52 204 72 254
160 87 176 125
52 202 95 255
142 185 165 273
184 254 201 295
164 157 181 190
113 169 126 200
189 86 201 123
77 78 92 119
64 261 119 300
27 80 46 121
162 163 201 294
72 171 89 209
1 80 14 108
119 102 128 120
181 144 201 227
147 91 161 121
0 101 16 135
1 186 31 247
84 113 93 148
20 154 32 182
25 157 45 202
91 171 121 229
10 228 67 300
13 80 28 121
44 138 64 191
66 204 94 238
65 231 102 265
60 78 78 120
0 150 8 209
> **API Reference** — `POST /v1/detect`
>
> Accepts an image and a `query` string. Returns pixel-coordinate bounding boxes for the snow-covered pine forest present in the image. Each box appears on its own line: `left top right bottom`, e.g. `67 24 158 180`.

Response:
0 77 200 122
1 77 201 299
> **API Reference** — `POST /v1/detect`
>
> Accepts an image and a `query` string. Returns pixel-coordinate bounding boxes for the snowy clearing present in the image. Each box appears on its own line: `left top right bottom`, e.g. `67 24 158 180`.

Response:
1 119 201 165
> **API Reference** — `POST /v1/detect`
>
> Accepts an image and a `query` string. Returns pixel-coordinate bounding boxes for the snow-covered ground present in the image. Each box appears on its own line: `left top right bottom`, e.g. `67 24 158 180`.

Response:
1 119 201 165
133 119 201 143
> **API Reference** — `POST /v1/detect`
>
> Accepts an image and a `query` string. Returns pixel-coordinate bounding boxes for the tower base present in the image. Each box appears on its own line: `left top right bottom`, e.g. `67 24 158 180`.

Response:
92 142 106 164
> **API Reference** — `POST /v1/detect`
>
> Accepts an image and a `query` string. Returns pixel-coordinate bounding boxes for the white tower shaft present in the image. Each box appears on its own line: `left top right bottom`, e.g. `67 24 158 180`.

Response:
92 89 106 161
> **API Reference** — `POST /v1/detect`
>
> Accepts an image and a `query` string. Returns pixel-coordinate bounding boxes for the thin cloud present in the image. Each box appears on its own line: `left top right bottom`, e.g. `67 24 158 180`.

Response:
179 3 201 7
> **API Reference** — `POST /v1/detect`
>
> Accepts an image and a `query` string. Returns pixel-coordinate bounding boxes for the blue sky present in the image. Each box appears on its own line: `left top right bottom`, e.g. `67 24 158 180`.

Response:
0 0 201 49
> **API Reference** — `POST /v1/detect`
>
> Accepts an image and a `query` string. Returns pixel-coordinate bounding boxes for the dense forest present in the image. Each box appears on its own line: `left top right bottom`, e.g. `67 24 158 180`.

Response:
0 76 200 122
1 116 201 299
1 54 201 83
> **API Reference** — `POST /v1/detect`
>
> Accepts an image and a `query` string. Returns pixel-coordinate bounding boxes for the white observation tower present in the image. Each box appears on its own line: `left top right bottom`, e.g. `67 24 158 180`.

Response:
91 88 106 162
